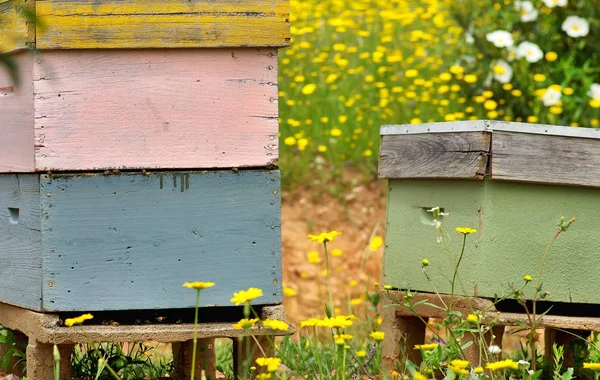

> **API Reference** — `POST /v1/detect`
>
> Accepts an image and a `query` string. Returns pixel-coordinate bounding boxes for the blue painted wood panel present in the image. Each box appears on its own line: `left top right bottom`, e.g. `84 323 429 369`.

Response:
38 170 281 312
0 174 42 310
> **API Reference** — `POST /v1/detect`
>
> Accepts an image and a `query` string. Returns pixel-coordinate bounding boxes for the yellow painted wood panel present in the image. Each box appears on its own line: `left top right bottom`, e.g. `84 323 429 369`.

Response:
36 0 290 49
0 0 34 53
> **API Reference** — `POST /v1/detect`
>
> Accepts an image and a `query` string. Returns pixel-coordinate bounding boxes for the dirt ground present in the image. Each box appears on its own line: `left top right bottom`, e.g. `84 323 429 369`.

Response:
280 176 388 327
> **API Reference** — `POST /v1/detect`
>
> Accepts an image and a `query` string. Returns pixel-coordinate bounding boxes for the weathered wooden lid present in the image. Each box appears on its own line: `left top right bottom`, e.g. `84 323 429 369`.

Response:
1 0 290 52
379 120 600 187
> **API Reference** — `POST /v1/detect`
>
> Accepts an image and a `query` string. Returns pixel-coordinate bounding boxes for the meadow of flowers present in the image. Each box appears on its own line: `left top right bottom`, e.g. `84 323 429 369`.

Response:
278 0 599 185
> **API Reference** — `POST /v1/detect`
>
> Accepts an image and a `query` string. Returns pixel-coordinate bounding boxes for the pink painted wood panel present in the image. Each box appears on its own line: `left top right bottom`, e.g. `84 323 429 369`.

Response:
0 52 35 172
32 48 278 171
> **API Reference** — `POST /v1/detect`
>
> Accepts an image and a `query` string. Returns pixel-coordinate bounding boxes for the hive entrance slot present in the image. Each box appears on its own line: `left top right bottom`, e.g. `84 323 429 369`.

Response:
8 208 19 224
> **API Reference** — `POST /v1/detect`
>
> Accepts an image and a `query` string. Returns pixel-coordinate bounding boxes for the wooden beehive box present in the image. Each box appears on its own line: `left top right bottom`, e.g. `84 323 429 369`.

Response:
379 120 600 304
0 0 289 312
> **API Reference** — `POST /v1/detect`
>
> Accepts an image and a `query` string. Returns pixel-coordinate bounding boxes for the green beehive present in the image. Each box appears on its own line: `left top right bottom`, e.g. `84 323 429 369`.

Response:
379 120 600 304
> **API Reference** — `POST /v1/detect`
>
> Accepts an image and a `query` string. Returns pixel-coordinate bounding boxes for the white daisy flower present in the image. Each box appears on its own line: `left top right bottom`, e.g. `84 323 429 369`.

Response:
488 345 502 354
562 16 590 38
542 0 567 7
515 1 539 22
486 30 514 48
588 83 600 100
542 87 562 106
492 60 513 83
516 41 544 62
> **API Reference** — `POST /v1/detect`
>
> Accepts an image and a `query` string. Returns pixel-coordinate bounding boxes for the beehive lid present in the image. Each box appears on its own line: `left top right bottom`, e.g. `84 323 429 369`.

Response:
379 120 600 188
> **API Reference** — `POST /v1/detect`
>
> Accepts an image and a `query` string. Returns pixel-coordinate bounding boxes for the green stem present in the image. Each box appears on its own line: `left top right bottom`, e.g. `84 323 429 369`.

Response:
449 234 467 312
191 289 201 380
323 241 334 314
530 230 561 372
53 345 60 380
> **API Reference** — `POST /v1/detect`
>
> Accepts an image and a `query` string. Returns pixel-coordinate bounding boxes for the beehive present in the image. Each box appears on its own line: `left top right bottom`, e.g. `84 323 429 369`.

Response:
380 120 600 304
0 0 289 312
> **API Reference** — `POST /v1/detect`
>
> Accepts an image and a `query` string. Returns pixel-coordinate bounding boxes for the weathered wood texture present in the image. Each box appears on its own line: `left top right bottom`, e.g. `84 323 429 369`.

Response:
0 48 278 172
379 132 490 179
0 170 281 312
35 0 290 49
0 0 34 53
0 174 42 309
0 52 35 172
492 130 600 187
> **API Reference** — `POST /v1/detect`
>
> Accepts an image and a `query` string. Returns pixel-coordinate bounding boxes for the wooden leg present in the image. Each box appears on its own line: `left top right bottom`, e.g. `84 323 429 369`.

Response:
381 308 426 372
545 328 590 370
0 329 27 376
57 344 74 379
464 325 505 367
172 339 217 380
232 335 273 378
26 338 54 380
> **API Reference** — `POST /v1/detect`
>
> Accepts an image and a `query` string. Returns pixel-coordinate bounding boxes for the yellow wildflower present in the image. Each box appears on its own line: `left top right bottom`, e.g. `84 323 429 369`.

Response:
369 236 383 251
422 258 429 266
300 318 320 328
405 69 418 78
255 357 282 372
256 374 272 380
350 298 362 305
301 84 316 95
467 314 479 323
524 274 533 282
449 364 469 375
65 313 94 327
283 287 296 297
464 74 478 83
182 281 215 290
414 343 439 350
383 285 392 290
230 287 263 305
584 363 600 370
456 227 477 235
414 372 427 380
356 350 367 358
307 251 321 264
317 145 327 153
474 366 484 373
331 248 343 256
486 359 519 371
370 331 384 341
307 231 342 243
232 318 259 330
451 359 470 369
317 315 353 328
262 319 289 331
330 128 342 137
545 51 558 62
284 136 296 146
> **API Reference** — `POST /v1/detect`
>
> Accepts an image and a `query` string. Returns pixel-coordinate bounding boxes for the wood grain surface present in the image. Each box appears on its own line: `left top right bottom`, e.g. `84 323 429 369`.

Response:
0 0 33 53
0 174 42 310
0 52 35 172
36 0 290 49
379 132 491 179
492 131 600 187
31 48 278 171
40 170 281 311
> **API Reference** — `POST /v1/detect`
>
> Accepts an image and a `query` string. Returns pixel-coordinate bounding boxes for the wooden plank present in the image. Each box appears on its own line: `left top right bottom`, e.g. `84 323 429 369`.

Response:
35 0 290 49
492 131 600 187
379 132 491 179
40 170 281 312
0 174 42 310
0 0 33 53
0 52 35 172
33 48 278 171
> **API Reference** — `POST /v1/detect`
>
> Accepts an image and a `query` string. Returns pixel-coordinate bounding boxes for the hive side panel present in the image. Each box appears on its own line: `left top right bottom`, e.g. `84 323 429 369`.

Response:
41 170 281 312
33 49 278 171
492 131 600 187
0 174 42 310
0 0 33 53
383 179 484 293
0 52 34 172
379 132 490 179
36 0 290 49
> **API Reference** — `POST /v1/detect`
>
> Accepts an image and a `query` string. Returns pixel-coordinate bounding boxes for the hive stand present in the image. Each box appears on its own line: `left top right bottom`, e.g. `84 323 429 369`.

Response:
381 291 596 371
0 303 291 380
